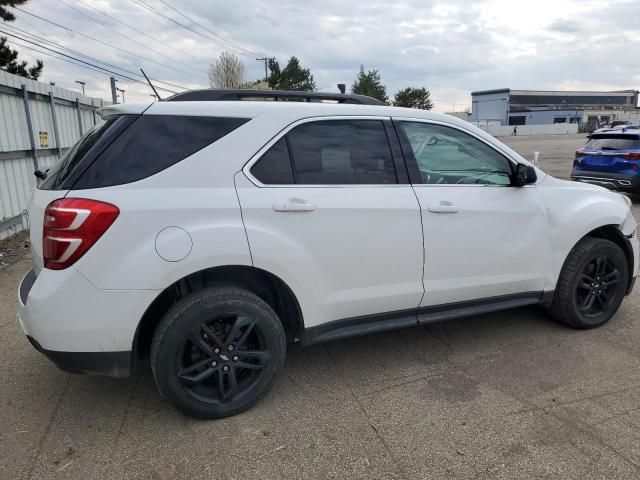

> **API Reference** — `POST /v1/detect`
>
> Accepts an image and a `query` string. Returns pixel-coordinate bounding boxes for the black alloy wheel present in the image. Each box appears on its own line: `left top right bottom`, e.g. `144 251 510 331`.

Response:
151 287 286 419
178 313 270 404
575 255 621 317
550 237 628 328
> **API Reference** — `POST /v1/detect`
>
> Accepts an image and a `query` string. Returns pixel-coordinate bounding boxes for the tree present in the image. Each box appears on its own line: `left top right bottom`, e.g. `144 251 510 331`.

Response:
208 51 247 89
393 87 434 110
267 56 315 91
239 79 269 90
0 0 43 79
351 65 387 103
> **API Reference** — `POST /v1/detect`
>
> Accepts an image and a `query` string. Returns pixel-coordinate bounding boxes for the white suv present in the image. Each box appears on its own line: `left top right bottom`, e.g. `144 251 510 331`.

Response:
17 90 639 419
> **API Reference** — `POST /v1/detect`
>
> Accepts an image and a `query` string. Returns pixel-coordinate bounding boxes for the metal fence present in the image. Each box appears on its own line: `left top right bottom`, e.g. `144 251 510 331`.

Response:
0 70 107 239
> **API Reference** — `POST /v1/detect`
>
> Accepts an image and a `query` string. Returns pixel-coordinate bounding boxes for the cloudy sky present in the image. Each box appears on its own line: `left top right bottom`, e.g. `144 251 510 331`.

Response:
3 0 640 111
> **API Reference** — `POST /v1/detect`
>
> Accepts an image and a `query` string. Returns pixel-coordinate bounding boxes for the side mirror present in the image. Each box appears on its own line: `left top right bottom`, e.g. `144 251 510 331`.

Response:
512 163 537 186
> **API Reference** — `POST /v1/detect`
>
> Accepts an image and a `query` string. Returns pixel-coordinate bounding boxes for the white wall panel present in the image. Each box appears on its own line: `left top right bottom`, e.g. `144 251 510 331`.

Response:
0 71 106 238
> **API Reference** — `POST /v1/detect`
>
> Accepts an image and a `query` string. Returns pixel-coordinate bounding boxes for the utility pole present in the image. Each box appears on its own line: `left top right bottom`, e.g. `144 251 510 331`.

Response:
117 88 126 103
75 80 86 95
256 57 275 83
110 76 118 104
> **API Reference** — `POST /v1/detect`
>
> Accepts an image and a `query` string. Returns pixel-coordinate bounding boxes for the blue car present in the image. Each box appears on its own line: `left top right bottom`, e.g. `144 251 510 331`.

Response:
572 128 640 193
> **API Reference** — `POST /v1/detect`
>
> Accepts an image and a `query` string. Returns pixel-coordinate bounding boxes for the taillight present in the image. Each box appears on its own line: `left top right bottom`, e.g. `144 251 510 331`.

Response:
43 198 119 270
574 150 585 166
622 152 640 161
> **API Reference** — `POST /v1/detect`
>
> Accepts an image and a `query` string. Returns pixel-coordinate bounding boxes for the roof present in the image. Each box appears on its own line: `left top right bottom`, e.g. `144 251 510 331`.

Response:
591 127 640 135
137 100 462 121
99 100 479 133
165 89 385 105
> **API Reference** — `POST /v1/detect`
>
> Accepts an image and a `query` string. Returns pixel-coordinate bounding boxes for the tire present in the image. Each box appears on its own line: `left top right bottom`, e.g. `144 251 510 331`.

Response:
151 287 286 419
550 237 629 329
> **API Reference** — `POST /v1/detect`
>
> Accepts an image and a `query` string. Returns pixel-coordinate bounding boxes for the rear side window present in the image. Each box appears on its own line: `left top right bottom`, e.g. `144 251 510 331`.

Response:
41 115 249 190
250 138 295 184
287 120 397 185
585 135 640 150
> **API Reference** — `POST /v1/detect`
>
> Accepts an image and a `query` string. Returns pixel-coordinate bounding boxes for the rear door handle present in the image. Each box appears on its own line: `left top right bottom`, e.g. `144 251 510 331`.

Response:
428 201 458 214
272 198 315 212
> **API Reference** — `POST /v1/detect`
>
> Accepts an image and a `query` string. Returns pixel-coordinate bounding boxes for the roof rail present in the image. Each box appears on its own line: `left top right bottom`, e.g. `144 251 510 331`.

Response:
165 89 385 105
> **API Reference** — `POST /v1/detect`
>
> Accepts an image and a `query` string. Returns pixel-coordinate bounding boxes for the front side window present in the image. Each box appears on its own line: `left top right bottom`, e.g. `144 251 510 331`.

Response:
286 120 397 185
398 122 513 185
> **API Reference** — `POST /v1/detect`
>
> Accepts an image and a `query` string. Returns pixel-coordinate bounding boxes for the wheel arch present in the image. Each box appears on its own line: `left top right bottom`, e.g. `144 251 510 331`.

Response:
552 224 635 297
131 265 304 369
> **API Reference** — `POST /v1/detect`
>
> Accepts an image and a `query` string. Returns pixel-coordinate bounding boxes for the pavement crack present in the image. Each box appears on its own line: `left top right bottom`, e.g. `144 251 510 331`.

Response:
25 374 71 480
490 381 640 473
323 344 410 480
513 383 640 416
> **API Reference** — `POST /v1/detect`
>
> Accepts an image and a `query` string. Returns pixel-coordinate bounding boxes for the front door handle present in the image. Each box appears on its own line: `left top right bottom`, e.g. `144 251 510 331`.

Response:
428 201 458 214
272 198 316 212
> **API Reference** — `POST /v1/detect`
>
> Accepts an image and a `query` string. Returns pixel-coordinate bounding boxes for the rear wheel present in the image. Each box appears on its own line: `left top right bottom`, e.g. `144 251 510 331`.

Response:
550 237 628 328
151 287 286 419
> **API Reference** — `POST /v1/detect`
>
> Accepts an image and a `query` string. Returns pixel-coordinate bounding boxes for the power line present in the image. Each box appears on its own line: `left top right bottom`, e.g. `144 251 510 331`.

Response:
0 28 181 94
155 0 263 57
131 0 260 58
13 6 204 80
1 23 189 91
3 38 168 93
57 0 206 76
74 0 205 65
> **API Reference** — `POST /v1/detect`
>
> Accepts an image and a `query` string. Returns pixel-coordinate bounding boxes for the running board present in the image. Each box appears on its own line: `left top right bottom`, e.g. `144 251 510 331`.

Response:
303 292 543 345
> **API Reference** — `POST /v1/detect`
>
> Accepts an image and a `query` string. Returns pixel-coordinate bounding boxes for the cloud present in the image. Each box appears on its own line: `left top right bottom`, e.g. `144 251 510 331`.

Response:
547 18 583 33
5 0 639 111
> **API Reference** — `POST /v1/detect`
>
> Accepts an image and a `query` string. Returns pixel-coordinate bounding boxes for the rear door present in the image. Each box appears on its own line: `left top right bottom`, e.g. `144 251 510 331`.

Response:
235 117 424 329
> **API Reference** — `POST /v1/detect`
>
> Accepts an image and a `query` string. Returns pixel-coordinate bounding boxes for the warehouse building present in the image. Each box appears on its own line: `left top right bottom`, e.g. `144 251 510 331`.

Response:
470 88 639 130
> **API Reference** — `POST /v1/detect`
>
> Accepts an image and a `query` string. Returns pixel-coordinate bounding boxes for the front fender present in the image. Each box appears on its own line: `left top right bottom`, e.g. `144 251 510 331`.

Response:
538 178 631 288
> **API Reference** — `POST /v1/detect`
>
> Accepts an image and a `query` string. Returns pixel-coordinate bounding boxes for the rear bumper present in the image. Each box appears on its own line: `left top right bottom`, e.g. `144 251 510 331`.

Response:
17 267 158 377
26 335 131 377
571 170 640 192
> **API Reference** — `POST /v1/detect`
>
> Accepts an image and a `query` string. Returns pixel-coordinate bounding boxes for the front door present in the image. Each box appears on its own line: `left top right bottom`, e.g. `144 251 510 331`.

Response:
394 119 551 307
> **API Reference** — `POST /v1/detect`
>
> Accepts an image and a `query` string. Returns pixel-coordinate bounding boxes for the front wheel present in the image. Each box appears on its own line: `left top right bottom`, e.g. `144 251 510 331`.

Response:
550 237 629 328
151 287 286 419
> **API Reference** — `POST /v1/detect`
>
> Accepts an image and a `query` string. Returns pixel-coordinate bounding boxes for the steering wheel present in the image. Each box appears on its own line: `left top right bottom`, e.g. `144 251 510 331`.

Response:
455 171 504 185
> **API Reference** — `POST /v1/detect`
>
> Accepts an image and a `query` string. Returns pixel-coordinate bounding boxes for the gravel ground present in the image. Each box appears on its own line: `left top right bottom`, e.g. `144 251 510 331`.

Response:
2 133 640 479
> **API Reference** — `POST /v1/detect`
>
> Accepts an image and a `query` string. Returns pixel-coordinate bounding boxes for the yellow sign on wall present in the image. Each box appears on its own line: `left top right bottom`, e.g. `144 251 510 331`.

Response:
39 131 48 148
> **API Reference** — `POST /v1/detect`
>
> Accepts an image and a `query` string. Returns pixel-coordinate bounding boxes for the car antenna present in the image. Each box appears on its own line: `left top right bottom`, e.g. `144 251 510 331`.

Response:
140 68 162 101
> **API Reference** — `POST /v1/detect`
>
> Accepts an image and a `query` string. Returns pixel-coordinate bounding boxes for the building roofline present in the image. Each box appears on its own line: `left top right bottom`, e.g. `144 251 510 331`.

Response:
472 88 639 97
471 88 510 96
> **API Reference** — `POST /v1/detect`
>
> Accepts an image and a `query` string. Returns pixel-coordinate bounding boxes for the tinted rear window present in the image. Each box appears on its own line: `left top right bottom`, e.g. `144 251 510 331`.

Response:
41 115 249 190
250 137 295 184
286 120 397 185
585 135 640 151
